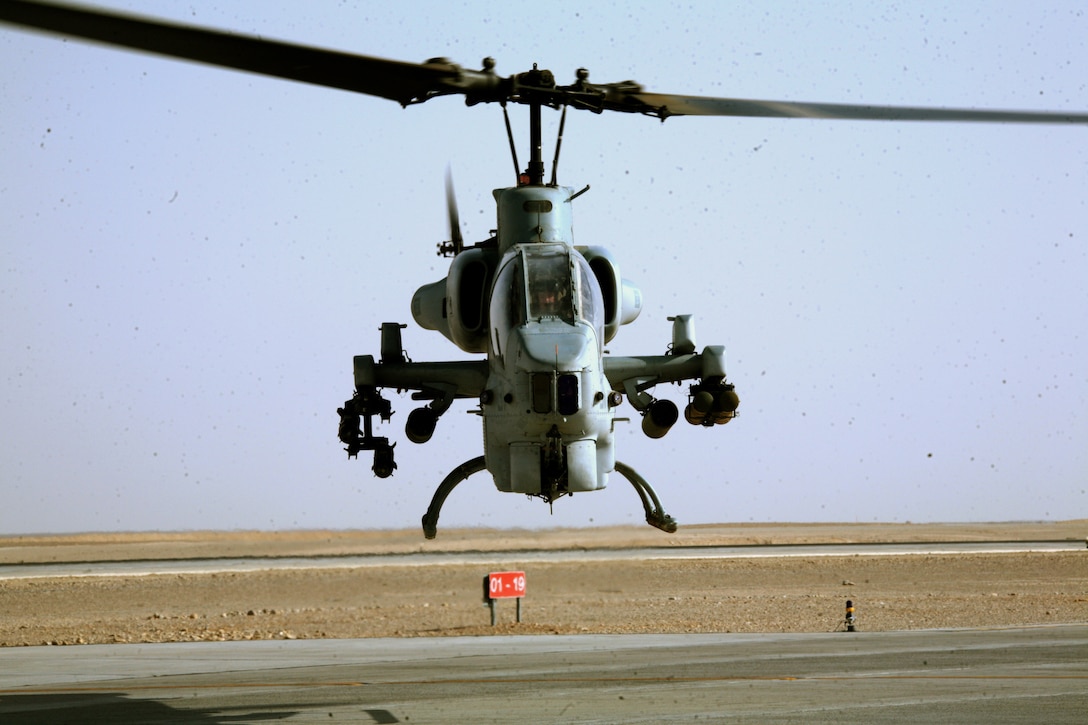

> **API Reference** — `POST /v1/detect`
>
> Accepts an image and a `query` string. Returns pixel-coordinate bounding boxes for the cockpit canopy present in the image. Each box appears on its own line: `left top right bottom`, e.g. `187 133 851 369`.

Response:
490 244 605 355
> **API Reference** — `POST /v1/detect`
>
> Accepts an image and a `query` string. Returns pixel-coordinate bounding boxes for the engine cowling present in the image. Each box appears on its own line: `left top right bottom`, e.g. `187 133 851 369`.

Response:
578 246 642 343
411 247 497 353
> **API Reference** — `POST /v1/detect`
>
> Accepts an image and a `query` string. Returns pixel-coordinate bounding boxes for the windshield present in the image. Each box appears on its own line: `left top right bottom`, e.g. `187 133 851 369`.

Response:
526 248 575 322
490 245 605 355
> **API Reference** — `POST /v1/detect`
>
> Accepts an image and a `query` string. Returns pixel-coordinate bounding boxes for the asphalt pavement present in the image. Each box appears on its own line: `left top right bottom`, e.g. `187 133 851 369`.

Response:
2 625 1086 723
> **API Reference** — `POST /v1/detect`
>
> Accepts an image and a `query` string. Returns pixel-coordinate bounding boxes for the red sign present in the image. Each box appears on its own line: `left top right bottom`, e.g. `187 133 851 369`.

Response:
487 571 526 599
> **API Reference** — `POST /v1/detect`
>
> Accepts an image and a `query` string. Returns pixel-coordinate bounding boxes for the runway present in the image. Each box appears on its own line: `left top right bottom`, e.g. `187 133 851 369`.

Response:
2 625 1086 723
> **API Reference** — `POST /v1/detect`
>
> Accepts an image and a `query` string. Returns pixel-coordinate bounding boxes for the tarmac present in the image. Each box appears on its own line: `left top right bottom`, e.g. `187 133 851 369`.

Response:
3 625 1086 723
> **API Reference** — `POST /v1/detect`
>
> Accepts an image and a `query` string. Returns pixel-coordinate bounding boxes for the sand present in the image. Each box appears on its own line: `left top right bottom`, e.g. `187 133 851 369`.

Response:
1 521 1085 646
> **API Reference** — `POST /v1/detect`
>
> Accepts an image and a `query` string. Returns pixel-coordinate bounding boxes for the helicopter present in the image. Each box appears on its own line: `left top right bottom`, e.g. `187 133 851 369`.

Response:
4 2 1087 538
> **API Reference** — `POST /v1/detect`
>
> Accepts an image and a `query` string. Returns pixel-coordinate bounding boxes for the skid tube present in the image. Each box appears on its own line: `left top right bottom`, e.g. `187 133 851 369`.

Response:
421 457 677 538
421 455 487 539
614 461 678 533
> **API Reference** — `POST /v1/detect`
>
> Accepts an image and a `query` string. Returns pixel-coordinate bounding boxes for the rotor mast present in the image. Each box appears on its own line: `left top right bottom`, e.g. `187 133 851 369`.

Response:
527 97 545 185
515 64 552 186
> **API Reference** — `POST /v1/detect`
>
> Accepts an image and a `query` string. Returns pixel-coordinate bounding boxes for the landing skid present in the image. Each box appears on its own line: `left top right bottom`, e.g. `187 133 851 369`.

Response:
421 455 487 539
614 461 678 533
420 457 677 538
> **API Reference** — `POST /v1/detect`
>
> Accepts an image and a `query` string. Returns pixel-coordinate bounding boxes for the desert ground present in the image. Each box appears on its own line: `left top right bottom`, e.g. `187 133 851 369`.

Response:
1 521 1085 647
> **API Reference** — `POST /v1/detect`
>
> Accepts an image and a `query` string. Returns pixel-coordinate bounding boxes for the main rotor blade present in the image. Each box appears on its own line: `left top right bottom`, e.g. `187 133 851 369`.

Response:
4 2 1087 126
0 0 461 105
445 169 464 255
612 90 1088 125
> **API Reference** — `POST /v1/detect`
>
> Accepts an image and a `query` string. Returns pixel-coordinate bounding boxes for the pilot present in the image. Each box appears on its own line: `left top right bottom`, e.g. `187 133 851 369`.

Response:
534 285 557 313
533 282 570 319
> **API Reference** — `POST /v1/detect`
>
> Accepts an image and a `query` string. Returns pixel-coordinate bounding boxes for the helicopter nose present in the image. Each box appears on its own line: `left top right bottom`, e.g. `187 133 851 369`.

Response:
516 323 593 368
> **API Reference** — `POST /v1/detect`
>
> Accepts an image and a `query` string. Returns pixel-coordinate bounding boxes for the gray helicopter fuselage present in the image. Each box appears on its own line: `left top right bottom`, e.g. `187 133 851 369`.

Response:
483 185 615 496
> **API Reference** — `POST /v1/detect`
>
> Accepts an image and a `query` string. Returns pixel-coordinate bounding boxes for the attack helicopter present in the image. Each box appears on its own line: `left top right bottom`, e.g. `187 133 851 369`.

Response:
5 1 1088 538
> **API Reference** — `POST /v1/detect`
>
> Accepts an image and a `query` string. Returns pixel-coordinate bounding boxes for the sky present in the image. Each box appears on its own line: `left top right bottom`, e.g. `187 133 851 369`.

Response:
1 1 1086 535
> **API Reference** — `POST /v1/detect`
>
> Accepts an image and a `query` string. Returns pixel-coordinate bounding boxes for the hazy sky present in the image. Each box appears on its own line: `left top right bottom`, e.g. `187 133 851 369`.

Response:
2 1 1085 535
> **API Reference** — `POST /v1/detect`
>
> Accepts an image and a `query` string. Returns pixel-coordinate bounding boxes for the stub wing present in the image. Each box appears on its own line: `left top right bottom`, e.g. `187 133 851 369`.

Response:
605 345 738 434
604 345 728 390
337 354 488 477
351 355 489 401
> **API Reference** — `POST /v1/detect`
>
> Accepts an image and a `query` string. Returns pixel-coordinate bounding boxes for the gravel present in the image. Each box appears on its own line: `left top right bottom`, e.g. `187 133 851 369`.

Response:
1 523 1085 646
